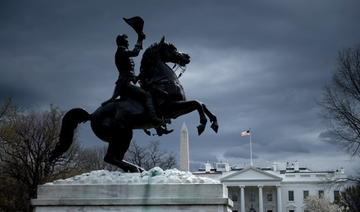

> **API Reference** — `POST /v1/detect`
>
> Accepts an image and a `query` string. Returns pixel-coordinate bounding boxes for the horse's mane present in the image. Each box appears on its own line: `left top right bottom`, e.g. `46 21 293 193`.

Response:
140 41 176 70
140 42 161 70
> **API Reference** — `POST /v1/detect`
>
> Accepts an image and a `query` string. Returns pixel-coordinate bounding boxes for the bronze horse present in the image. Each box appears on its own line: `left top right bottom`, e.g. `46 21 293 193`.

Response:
50 37 218 172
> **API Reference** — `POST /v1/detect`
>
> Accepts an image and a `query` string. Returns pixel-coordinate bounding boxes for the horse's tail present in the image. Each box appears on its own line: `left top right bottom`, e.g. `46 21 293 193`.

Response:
49 108 90 162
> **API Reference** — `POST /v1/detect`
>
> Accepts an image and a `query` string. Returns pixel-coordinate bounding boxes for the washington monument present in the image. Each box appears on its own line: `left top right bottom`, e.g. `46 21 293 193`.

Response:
180 122 189 171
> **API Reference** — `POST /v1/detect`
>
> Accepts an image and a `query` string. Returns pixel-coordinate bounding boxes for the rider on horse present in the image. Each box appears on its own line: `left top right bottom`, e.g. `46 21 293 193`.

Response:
102 17 174 135
102 31 163 126
50 32 218 172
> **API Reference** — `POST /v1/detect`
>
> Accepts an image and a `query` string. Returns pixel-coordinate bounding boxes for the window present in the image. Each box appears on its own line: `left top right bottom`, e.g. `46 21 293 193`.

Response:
334 190 340 203
250 191 255 202
288 190 294 201
231 194 238 202
267 193 273 201
303 190 309 200
218 164 225 169
318 190 324 198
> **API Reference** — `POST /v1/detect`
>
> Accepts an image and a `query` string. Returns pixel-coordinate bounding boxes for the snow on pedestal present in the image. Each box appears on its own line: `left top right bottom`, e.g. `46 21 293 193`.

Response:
32 167 233 212
46 167 219 185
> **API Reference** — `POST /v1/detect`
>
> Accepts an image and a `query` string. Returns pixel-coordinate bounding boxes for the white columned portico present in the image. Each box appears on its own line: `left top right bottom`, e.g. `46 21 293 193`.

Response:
220 167 283 212
258 185 264 212
276 185 282 212
240 185 245 212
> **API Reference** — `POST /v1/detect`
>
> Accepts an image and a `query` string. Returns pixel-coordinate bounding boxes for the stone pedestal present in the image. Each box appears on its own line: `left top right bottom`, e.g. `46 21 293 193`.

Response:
31 169 233 212
32 184 232 212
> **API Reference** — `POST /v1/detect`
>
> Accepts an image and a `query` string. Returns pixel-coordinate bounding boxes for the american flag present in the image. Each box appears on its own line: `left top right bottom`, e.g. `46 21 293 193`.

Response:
241 130 250 136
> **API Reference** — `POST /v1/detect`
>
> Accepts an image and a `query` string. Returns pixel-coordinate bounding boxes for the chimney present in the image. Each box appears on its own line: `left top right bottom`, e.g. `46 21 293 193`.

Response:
272 162 278 172
340 167 345 174
294 161 300 171
204 162 212 172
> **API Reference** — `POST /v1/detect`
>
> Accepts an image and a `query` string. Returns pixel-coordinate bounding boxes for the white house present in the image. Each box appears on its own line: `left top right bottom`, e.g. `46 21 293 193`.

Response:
193 161 347 212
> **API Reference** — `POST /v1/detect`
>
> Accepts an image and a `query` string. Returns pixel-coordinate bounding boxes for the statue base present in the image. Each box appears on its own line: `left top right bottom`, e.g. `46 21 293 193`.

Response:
31 168 233 212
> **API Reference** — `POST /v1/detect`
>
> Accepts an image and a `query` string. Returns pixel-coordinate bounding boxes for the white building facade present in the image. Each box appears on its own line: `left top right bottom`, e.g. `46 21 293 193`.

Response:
194 162 347 212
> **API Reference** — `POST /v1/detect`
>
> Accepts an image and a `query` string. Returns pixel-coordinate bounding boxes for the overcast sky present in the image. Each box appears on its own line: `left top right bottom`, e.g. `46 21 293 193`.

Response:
1 0 360 173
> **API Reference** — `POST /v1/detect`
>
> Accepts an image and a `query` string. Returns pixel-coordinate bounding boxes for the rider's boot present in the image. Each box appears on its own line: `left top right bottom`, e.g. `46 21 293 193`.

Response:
144 97 163 126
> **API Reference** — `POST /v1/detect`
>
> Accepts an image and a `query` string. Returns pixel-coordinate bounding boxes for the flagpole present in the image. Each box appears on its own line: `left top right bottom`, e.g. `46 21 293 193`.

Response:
250 129 253 167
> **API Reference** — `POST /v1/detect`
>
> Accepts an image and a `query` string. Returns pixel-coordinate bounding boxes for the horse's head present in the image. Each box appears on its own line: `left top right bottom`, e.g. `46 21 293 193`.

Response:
144 36 190 67
140 37 191 86
158 37 190 66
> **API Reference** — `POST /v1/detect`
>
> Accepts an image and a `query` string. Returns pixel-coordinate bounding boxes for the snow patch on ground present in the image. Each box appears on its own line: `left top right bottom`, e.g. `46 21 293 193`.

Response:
46 167 219 185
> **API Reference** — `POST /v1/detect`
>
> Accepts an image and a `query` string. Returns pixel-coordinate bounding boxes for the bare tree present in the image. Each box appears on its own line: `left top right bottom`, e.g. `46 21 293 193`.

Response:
76 146 118 171
124 140 176 170
321 46 360 156
339 185 360 212
76 140 176 171
0 104 81 211
0 98 18 120
0 169 28 212
345 168 360 184
304 196 341 212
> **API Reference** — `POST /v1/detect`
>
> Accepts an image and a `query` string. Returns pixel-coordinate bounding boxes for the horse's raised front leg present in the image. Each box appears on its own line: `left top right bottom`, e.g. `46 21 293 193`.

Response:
160 100 207 135
201 103 218 133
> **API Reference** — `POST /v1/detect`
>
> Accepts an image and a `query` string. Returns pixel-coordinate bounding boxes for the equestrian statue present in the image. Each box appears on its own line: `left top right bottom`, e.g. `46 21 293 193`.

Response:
49 17 218 172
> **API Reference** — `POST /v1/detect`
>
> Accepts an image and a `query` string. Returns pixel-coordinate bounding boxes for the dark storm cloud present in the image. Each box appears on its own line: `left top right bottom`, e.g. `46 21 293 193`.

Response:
319 130 338 145
224 147 259 159
256 138 310 154
1 0 360 170
0 82 44 105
